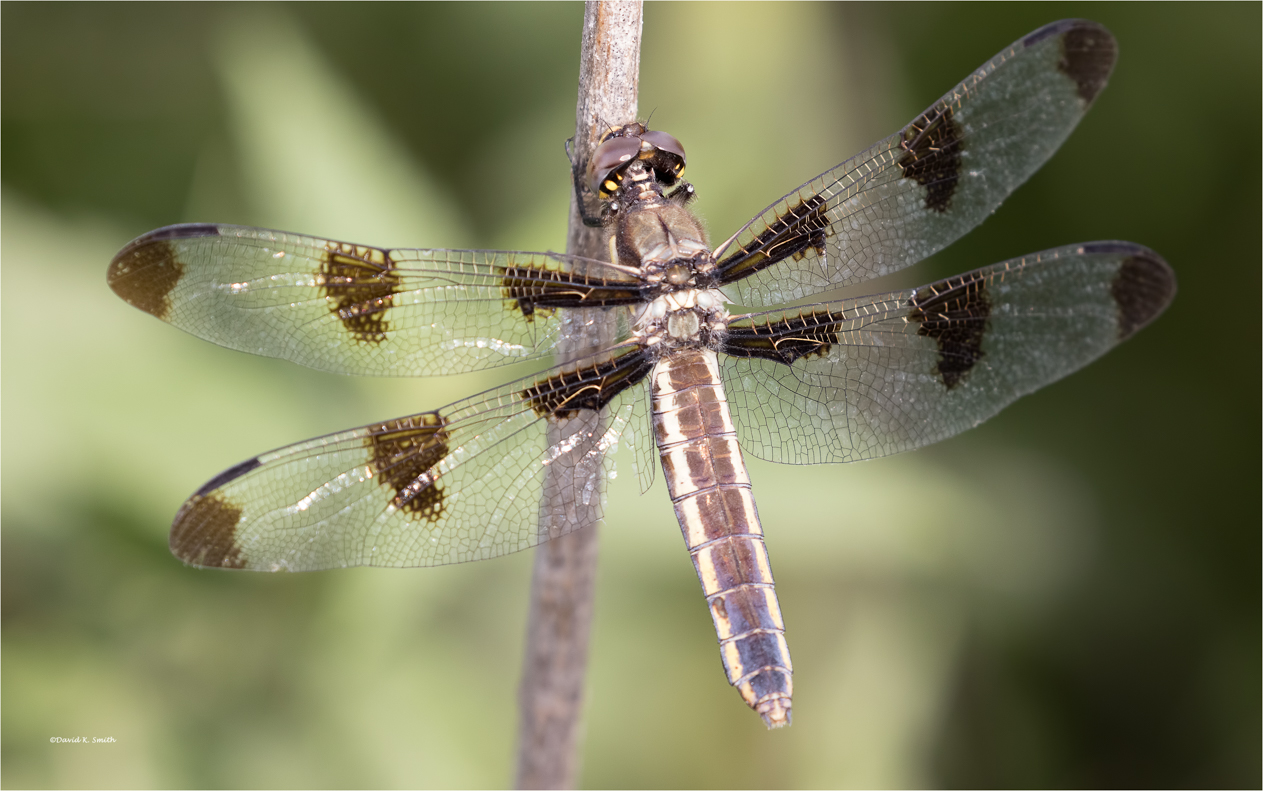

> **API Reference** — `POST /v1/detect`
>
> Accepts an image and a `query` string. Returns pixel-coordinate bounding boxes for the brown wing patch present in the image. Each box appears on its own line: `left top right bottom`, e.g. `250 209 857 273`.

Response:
108 224 223 320
368 414 450 521
1059 24 1117 104
108 234 194 320
1110 251 1177 340
715 195 829 285
723 307 845 366
907 272 992 389
320 242 401 343
170 493 247 569
520 348 653 419
500 262 643 318
898 102 964 214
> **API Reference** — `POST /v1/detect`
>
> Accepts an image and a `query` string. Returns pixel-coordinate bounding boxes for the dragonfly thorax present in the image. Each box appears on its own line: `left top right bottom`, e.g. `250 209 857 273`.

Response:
615 199 716 287
634 288 728 351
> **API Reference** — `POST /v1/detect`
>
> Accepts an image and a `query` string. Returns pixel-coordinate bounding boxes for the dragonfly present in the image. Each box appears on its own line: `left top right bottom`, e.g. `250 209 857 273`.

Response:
108 19 1174 728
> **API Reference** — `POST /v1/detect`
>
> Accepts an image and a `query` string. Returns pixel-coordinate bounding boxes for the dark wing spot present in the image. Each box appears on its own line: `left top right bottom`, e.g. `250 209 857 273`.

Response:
714 195 830 285
107 238 187 320
501 263 643 318
1058 23 1117 104
321 244 401 344
145 223 221 242
1080 241 1141 256
907 273 992 389
170 493 247 569
194 457 262 497
1111 252 1176 340
723 308 845 366
520 348 653 419
898 102 963 214
369 414 450 520
1023 19 1076 47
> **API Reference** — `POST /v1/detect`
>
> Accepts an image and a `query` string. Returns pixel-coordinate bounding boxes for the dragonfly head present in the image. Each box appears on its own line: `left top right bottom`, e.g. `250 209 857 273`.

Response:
588 122 687 199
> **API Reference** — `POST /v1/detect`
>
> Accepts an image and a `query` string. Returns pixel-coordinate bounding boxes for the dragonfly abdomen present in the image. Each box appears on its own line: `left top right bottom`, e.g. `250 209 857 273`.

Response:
651 349 793 728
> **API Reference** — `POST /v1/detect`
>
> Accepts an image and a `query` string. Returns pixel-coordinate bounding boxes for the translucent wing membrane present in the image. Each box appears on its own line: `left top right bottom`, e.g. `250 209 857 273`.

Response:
107 224 644 376
622 381 658 494
720 243 1175 464
715 19 1118 307
169 345 654 570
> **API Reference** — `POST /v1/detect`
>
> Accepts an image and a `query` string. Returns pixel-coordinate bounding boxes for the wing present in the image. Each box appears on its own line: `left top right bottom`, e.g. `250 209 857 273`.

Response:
713 19 1118 307
719 243 1175 464
107 223 645 376
622 378 658 494
168 344 655 570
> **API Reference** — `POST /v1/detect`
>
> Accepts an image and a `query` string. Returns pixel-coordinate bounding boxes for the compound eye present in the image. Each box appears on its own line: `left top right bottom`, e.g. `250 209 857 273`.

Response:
640 130 686 162
596 122 642 146
639 129 687 183
587 136 641 196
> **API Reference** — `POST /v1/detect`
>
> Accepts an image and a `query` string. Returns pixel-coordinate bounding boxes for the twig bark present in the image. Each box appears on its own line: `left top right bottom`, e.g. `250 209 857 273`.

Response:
514 3 643 789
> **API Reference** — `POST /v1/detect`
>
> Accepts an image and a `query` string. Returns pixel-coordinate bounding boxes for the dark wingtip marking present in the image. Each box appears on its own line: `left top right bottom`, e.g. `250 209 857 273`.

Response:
194 457 263 498
908 274 992 389
170 494 247 569
1111 251 1176 340
898 103 963 214
1057 21 1117 104
107 233 193 321
369 414 450 521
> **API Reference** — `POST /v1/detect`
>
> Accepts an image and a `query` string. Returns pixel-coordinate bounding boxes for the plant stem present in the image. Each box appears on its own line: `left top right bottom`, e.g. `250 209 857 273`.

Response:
514 3 643 789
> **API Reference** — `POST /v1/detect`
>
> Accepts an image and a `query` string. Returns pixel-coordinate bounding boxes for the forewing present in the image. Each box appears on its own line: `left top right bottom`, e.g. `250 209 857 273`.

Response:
715 19 1118 306
720 243 1175 464
169 345 655 570
108 223 644 376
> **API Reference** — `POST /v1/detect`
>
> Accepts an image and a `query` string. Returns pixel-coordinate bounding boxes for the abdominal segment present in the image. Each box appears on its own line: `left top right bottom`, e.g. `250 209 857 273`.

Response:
651 348 793 728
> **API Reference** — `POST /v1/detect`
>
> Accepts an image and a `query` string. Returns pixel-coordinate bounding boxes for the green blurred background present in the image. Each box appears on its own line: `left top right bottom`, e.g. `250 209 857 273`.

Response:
2 3 1258 788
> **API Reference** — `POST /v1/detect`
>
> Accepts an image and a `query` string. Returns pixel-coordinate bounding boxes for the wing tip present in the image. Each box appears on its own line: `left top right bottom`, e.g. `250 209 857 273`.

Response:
169 457 263 570
170 491 249 570
1023 18 1113 48
108 224 220 319
1109 246 1176 340
1023 19 1118 105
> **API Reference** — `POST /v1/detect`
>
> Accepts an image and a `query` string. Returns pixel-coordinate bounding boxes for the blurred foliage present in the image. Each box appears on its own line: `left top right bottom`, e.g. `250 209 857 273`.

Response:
2 2 1259 788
